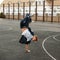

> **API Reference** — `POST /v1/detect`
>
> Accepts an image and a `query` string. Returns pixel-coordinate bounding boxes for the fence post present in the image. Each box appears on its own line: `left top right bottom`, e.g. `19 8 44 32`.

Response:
35 1 37 21
51 0 54 22
29 2 31 15
13 3 14 20
3 4 5 14
46 13 48 22
43 0 45 22
8 3 10 19
58 14 60 23
23 2 25 18
18 3 19 20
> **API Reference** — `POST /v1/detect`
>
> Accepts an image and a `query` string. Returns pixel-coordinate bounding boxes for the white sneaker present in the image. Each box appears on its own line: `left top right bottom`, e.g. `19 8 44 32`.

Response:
26 50 30 53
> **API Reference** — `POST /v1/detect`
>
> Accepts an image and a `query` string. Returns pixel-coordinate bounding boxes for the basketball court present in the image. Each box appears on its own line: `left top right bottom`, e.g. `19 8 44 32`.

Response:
0 19 60 60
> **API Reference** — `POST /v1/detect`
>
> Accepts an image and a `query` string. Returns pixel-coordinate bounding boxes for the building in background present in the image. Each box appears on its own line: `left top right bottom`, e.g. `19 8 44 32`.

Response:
0 0 60 21
0 0 60 16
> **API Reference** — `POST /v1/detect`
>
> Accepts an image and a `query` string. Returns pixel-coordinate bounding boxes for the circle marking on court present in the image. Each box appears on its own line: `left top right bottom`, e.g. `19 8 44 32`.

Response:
53 35 60 42
42 35 57 60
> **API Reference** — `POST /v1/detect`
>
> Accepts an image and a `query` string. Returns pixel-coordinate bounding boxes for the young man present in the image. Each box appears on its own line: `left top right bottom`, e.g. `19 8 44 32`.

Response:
19 13 37 53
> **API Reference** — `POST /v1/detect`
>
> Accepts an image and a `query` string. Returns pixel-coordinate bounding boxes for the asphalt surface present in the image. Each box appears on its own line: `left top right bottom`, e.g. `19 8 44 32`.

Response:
0 19 60 60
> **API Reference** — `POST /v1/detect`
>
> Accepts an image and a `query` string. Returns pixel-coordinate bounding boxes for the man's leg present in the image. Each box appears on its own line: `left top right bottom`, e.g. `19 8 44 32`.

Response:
25 44 30 53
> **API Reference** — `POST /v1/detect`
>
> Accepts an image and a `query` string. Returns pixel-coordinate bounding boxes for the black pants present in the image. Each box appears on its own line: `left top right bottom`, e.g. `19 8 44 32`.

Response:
28 27 34 36
19 35 31 44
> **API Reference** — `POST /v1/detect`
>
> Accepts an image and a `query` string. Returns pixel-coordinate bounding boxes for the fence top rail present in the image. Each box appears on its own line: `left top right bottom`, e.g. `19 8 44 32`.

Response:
0 1 60 5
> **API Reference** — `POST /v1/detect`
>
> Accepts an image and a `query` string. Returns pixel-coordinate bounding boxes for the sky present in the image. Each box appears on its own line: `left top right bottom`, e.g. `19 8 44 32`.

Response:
0 0 4 4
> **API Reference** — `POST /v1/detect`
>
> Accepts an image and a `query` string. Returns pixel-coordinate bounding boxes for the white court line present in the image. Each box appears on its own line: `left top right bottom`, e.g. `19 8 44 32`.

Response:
42 36 56 60
53 35 60 42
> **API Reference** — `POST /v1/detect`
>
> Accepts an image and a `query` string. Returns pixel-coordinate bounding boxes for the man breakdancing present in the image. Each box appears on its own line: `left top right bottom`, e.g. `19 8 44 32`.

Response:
19 13 38 53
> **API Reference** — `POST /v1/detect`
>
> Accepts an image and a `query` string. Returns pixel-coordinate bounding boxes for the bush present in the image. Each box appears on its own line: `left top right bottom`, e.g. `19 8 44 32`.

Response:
0 12 6 18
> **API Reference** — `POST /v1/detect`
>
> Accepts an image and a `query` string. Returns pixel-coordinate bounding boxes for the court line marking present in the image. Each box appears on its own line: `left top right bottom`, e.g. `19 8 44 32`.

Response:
42 35 56 60
53 35 60 42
